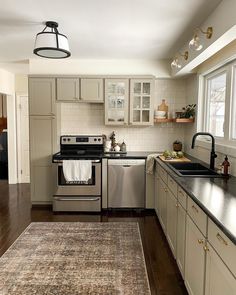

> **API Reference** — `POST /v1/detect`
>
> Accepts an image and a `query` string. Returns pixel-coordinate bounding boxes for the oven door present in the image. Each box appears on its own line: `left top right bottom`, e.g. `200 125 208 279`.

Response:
55 160 101 196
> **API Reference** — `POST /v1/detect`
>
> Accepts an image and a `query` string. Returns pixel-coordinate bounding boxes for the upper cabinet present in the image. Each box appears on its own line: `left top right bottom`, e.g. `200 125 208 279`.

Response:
56 78 80 101
130 79 154 126
81 78 104 103
56 77 104 102
29 78 56 116
105 79 129 125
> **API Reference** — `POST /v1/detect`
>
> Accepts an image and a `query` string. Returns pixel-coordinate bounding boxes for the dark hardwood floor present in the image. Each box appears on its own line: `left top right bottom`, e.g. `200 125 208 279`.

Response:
0 180 187 295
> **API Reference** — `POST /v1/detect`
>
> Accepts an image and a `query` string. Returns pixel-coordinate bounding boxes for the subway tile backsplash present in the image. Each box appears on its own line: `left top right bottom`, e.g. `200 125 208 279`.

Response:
60 79 187 152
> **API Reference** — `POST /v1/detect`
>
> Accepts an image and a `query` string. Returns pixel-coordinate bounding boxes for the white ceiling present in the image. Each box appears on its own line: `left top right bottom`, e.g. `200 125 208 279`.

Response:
0 0 221 65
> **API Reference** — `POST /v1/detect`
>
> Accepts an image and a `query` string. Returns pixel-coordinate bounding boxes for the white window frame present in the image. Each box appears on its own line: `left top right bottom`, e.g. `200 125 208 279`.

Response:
199 60 236 150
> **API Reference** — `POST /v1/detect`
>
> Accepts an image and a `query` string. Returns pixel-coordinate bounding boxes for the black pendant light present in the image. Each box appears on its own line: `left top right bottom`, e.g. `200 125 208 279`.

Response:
33 21 71 59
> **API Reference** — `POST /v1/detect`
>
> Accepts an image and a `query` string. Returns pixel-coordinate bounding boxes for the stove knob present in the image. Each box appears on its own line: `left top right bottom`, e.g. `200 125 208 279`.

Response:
67 138 71 141
94 138 97 141
63 138 66 142
98 138 101 141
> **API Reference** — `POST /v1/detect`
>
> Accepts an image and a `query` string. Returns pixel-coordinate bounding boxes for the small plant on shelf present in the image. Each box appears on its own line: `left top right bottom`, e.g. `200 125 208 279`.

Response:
180 104 196 118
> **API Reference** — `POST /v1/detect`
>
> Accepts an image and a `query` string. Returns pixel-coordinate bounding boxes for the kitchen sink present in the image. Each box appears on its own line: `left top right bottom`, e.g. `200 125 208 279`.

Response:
166 162 222 177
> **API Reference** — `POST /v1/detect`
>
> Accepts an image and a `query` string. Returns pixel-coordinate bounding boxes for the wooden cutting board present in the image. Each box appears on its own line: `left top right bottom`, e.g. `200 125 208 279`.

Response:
159 155 191 162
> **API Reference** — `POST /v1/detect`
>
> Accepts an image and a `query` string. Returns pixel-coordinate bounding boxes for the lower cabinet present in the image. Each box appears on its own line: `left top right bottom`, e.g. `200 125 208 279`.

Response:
185 215 206 295
154 174 161 216
166 190 177 257
159 178 167 233
176 203 186 277
205 243 236 295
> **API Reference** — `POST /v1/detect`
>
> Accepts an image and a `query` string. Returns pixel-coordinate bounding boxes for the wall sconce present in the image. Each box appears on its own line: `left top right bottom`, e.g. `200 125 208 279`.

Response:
189 27 213 51
171 51 189 69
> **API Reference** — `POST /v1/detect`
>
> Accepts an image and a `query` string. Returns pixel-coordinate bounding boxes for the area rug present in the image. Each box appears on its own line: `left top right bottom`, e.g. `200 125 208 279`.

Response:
0 222 151 295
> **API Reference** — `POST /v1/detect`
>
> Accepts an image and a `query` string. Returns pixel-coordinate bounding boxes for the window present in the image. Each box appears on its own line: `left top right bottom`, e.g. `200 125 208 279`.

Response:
203 61 236 145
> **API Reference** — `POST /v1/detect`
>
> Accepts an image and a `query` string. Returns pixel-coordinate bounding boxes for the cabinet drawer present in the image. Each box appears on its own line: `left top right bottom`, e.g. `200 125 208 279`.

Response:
168 175 177 197
178 186 187 210
187 198 207 237
157 165 168 184
208 219 236 277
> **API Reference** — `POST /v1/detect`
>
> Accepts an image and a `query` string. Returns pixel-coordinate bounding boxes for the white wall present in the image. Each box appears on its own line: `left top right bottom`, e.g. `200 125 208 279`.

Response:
29 58 171 77
61 78 187 152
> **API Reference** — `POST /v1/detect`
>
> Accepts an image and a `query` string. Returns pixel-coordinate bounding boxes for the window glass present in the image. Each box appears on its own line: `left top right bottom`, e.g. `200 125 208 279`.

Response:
232 66 236 140
206 72 226 137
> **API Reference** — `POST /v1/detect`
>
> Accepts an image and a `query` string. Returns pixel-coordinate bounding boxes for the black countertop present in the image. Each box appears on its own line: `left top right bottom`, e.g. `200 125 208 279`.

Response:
155 156 236 245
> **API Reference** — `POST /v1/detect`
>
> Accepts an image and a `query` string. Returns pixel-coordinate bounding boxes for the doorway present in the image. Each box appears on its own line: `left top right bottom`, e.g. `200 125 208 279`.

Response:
0 94 8 180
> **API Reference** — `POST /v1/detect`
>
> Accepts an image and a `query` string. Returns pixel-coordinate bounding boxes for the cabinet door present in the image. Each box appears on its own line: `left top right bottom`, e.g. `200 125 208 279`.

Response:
81 78 104 102
166 190 178 257
105 79 129 125
29 78 56 115
57 78 79 101
31 166 53 203
185 215 206 295
155 175 161 216
30 116 56 166
159 178 167 233
130 79 154 126
176 203 186 277
205 243 236 295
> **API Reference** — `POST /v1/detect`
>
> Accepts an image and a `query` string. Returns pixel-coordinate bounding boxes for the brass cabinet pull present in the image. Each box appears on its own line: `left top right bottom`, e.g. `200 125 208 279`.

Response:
216 233 228 246
164 188 168 192
198 239 204 244
203 245 210 252
191 205 199 213
176 203 179 208
178 190 184 197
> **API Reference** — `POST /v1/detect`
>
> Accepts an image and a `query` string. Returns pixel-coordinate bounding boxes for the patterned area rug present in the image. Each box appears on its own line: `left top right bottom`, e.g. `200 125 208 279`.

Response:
0 222 150 295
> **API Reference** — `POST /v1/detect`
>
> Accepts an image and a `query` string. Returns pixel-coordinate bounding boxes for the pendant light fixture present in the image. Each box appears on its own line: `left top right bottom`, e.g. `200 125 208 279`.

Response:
33 21 71 59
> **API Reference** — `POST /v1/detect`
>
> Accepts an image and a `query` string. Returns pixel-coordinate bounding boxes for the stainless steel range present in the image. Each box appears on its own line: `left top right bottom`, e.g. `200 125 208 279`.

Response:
52 135 104 212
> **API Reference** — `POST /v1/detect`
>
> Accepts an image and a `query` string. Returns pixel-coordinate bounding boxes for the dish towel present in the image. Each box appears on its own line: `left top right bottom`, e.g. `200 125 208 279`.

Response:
146 153 162 174
62 160 92 182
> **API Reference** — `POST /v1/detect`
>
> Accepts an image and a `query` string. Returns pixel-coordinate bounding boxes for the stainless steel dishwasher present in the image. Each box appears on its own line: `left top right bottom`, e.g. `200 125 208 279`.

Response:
108 159 146 208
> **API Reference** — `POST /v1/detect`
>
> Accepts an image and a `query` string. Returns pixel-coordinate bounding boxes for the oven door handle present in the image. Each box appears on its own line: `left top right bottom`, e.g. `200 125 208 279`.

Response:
54 197 100 202
55 160 101 165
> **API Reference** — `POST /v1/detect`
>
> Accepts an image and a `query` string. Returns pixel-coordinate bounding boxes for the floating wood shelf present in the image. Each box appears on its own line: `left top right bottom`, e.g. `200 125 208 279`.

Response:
175 118 195 123
154 118 195 124
154 118 174 123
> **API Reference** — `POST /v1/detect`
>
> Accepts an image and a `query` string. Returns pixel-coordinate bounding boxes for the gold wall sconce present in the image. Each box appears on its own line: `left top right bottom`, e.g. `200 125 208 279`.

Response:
189 27 213 51
171 51 189 69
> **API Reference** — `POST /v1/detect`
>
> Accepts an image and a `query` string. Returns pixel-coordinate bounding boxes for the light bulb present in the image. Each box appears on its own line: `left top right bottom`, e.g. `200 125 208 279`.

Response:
189 34 203 51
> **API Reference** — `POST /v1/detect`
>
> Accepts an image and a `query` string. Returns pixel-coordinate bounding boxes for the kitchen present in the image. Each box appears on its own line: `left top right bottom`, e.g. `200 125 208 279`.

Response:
0 0 236 294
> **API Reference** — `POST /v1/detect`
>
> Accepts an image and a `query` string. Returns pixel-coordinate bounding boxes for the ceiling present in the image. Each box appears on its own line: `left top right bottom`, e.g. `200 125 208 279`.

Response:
0 0 221 65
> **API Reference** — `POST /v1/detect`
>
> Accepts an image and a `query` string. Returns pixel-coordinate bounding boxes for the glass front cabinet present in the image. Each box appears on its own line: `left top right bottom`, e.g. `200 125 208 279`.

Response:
105 78 154 126
105 79 129 125
130 79 154 126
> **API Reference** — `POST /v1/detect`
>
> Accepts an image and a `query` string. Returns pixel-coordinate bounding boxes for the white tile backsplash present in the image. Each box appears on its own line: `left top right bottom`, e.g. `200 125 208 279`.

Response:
60 78 187 152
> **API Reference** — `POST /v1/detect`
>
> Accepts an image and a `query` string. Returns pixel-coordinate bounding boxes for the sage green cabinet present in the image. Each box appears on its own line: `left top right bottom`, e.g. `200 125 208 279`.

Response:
29 78 56 115
205 243 236 295
81 78 104 102
166 189 178 257
56 78 80 101
105 79 129 125
130 79 154 126
29 115 56 204
185 215 206 295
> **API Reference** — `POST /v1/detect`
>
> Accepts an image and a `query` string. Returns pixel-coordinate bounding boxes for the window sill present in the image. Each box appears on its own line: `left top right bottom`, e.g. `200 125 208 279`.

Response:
195 139 236 158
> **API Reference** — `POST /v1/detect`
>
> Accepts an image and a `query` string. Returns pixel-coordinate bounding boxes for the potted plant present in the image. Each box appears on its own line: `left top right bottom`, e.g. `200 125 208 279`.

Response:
173 140 182 152
180 104 196 118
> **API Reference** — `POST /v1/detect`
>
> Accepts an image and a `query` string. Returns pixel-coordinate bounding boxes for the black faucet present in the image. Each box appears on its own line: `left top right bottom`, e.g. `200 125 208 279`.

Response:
191 132 217 170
